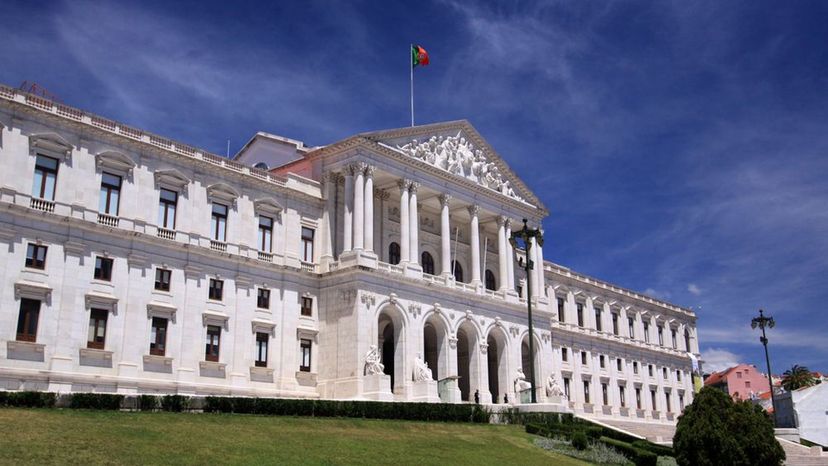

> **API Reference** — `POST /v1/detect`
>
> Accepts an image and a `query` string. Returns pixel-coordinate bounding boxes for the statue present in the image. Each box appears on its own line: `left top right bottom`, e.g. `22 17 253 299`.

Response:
364 345 384 376
413 353 433 382
514 368 532 392
545 374 565 398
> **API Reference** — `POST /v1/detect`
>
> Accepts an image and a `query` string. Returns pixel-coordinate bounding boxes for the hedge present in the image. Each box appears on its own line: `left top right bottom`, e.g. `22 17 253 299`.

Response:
69 393 124 410
598 437 658 466
631 439 674 457
0 391 56 408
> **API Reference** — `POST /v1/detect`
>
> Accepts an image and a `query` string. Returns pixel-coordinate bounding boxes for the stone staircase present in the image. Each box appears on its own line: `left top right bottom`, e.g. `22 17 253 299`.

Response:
777 438 828 466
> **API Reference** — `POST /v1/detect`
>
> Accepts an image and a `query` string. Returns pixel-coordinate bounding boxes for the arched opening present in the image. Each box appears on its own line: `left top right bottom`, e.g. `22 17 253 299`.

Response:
423 315 449 382
421 252 435 275
452 260 464 283
485 269 497 291
456 321 481 402
457 329 471 401
487 333 502 403
378 308 405 394
389 242 400 265
520 334 541 398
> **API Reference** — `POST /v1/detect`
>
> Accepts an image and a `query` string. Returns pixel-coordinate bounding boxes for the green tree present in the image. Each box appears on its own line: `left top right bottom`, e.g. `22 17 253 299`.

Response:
674 387 785 466
782 365 816 391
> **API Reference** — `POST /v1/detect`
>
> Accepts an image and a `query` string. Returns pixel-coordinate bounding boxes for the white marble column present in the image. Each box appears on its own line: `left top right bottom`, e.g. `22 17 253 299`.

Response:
505 219 515 291
320 172 336 263
398 179 410 264
409 182 420 265
469 205 481 285
363 165 375 253
353 163 365 251
497 216 508 292
440 194 452 276
529 237 539 298
343 168 354 253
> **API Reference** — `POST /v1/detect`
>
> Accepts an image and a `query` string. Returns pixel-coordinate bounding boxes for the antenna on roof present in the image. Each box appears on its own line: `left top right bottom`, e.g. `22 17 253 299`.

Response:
18 81 60 102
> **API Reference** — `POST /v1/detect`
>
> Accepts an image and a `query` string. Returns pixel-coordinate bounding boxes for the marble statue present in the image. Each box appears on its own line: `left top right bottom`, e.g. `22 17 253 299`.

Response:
364 345 384 376
413 353 433 382
514 368 532 392
545 374 564 398
396 131 524 201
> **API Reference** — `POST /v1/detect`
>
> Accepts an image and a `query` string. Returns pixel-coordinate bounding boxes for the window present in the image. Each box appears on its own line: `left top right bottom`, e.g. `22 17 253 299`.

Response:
211 203 228 242
32 154 58 200
16 298 40 342
94 256 114 281
663 367 668 379
602 383 609 405
736 371 742 379
619 385 626 407
388 242 401 265
643 322 650 343
581 351 587 365
665 392 672 413
636 388 642 409
422 252 435 275
300 338 312 372
648 364 654 377
301 297 313 317
452 261 464 283
745 381 751 388
576 303 584 327
484 269 496 291
633 361 639 374
301 227 315 262
205 325 221 362
628 317 635 338
154 268 171 291
208 278 223 301
25 243 47 269
658 325 664 346
671 328 677 348
684 329 691 351
98 172 122 216
599 355 606 369
561 347 568 362
556 298 565 322
87 308 108 350
679 394 685 410
677 370 682 382
617 358 623 371
258 215 273 252
612 313 619 335
583 381 591 404
150 317 168 356
257 288 270 309
255 332 269 367
650 389 657 410
594 307 602 332
158 188 178 229
563 377 570 398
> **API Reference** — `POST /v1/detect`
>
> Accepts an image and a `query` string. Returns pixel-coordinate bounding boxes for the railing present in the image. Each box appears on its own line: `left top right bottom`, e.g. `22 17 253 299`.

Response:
97 213 119 227
30 198 55 213
257 251 273 263
210 240 227 252
300 261 316 273
157 228 176 241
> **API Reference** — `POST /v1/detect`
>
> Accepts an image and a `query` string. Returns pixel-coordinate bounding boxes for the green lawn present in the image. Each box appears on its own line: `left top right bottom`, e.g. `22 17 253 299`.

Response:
0 408 589 465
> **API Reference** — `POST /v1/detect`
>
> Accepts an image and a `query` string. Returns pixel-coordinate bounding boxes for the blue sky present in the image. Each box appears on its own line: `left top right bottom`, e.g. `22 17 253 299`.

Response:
3 0 827 374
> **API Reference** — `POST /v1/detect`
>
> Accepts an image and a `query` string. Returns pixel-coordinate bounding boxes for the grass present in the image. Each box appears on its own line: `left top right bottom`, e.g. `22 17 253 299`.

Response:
0 408 590 465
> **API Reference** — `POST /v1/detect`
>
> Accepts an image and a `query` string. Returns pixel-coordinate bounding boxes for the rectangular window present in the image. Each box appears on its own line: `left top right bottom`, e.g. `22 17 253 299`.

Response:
32 154 58 200
576 303 584 327
594 307 602 332
301 296 313 317
150 317 168 356
211 203 228 242
617 358 623 371
158 188 178 229
643 322 650 343
94 256 114 281
300 338 312 372
745 381 751 388
16 298 41 342
255 332 269 367
556 297 565 322
25 243 48 269
677 370 682 382
599 355 605 369
633 362 639 374
583 381 591 404
301 227 315 262
649 364 654 377
612 313 619 335
563 377 570 398
581 351 587 365
619 385 626 407
154 268 171 291
208 279 223 301
258 215 273 252
602 383 609 405
636 388 642 409
257 288 270 309
671 328 677 348
205 325 221 362
650 390 657 410
665 392 672 412
685 331 691 351
561 347 568 362
663 367 668 379
679 394 684 410
98 172 122 216
658 325 664 346
736 371 742 379
628 317 635 339
87 308 108 350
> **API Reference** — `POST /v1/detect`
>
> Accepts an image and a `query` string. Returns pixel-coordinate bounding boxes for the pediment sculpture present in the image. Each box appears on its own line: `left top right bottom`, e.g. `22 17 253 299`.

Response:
396 132 524 201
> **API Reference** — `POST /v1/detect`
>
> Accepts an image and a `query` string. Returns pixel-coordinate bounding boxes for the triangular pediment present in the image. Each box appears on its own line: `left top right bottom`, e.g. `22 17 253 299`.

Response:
357 120 545 212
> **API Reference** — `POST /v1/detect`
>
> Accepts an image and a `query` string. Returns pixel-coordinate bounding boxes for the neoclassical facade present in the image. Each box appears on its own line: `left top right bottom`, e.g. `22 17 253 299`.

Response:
0 84 700 423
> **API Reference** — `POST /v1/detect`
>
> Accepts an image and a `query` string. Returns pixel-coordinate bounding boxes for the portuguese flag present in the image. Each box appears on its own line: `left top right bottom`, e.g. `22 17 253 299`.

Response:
412 44 429 68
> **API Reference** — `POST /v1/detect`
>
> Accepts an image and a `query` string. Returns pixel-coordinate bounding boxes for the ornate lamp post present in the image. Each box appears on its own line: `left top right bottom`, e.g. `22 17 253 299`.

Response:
751 309 777 424
509 218 543 404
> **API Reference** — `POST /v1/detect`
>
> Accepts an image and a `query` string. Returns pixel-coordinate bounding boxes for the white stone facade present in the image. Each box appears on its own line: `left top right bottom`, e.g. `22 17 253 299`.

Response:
0 85 699 422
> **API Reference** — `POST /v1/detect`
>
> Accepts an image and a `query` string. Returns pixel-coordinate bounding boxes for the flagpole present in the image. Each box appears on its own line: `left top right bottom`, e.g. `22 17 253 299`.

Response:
410 44 414 127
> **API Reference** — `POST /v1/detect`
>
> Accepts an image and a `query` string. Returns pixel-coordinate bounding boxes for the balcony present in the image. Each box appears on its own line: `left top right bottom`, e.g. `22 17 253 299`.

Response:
30 198 55 213
157 227 176 241
299 261 316 273
97 213 119 227
210 240 227 252
257 250 273 263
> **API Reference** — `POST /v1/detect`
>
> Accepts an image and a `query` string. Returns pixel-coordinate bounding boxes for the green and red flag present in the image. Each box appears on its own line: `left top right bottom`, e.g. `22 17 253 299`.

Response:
412 44 429 68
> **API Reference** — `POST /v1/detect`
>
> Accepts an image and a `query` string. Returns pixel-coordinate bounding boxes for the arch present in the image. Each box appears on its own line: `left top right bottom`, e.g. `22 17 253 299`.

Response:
253 162 269 170
485 269 496 291
455 319 483 402
519 331 543 399
486 325 510 404
376 303 407 394
421 251 435 275
451 260 464 283
388 242 401 265
422 311 450 385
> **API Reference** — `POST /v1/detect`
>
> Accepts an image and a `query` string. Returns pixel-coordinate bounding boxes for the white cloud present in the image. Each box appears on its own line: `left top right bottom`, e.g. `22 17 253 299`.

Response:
643 288 671 300
702 348 743 373
687 283 701 295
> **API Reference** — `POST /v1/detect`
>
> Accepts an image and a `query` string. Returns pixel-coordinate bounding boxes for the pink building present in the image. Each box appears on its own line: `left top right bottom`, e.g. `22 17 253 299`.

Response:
704 364 770 401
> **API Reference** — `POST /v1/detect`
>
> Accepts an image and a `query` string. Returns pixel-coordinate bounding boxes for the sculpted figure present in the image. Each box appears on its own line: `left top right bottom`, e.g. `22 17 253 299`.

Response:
514 368 532 392
364 344 384 376
413 353 433 382
545 374 565 398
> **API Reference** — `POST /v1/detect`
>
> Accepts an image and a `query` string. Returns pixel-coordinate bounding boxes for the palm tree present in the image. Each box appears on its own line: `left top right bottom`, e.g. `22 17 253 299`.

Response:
782 365 815 391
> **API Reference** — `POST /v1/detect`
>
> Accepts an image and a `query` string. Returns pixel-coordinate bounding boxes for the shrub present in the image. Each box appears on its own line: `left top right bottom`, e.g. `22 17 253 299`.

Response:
160 395 189 412
584 425 603 440
571 431 588 451
0 391 57 408
69 393 124 410
632 440 674 457
598 437 657 466
674 387 785 466
138 395 158 411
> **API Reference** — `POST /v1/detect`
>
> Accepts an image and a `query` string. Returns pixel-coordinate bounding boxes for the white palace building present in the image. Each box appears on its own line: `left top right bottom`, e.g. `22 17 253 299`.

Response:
0 84 700 423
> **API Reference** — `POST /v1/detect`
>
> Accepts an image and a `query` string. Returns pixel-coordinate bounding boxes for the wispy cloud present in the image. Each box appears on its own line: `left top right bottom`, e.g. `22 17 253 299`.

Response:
687 284 701 296
702 348 744 373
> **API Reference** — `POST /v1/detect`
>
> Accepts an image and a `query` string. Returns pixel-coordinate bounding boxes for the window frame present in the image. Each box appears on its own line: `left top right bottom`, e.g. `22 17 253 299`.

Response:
422 251 435 275
158 188 178 230
208 278 224 301
576 302 584 327
16 298 41 342
301 296 313 317
94 256 114 281
556 297 565 322
255 332 269 368
299 338 312 372
484 269 496 291
25 243 48 269
87 308 109 350
388 242 400 265
258 215 273 252
301 227 315 262
205 325 221 362
257 288 271 309
211 202 228 242
98 171 122 216
32 154 59 200
150 316 168 356
154 268 172 291
594 307 602 332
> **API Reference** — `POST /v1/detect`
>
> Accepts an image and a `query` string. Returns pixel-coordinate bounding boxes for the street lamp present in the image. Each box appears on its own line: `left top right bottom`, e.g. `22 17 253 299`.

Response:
509 218 544 404
751 309 777 424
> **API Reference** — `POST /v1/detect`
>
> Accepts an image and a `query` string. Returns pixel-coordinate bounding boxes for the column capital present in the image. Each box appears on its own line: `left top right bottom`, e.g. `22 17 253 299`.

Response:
375 189 390 200
397 178 412 192
504 218 513 229
348 161 367 175
497 215 507 227
364 164 376 178
467 205 480 217
439 193 452 208
409 181 421 194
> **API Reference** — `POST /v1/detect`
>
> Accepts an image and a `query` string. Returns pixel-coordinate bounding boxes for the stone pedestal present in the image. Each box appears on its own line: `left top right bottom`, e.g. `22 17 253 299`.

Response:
363 374 393 401
438 376 462 403
411 379 440 402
